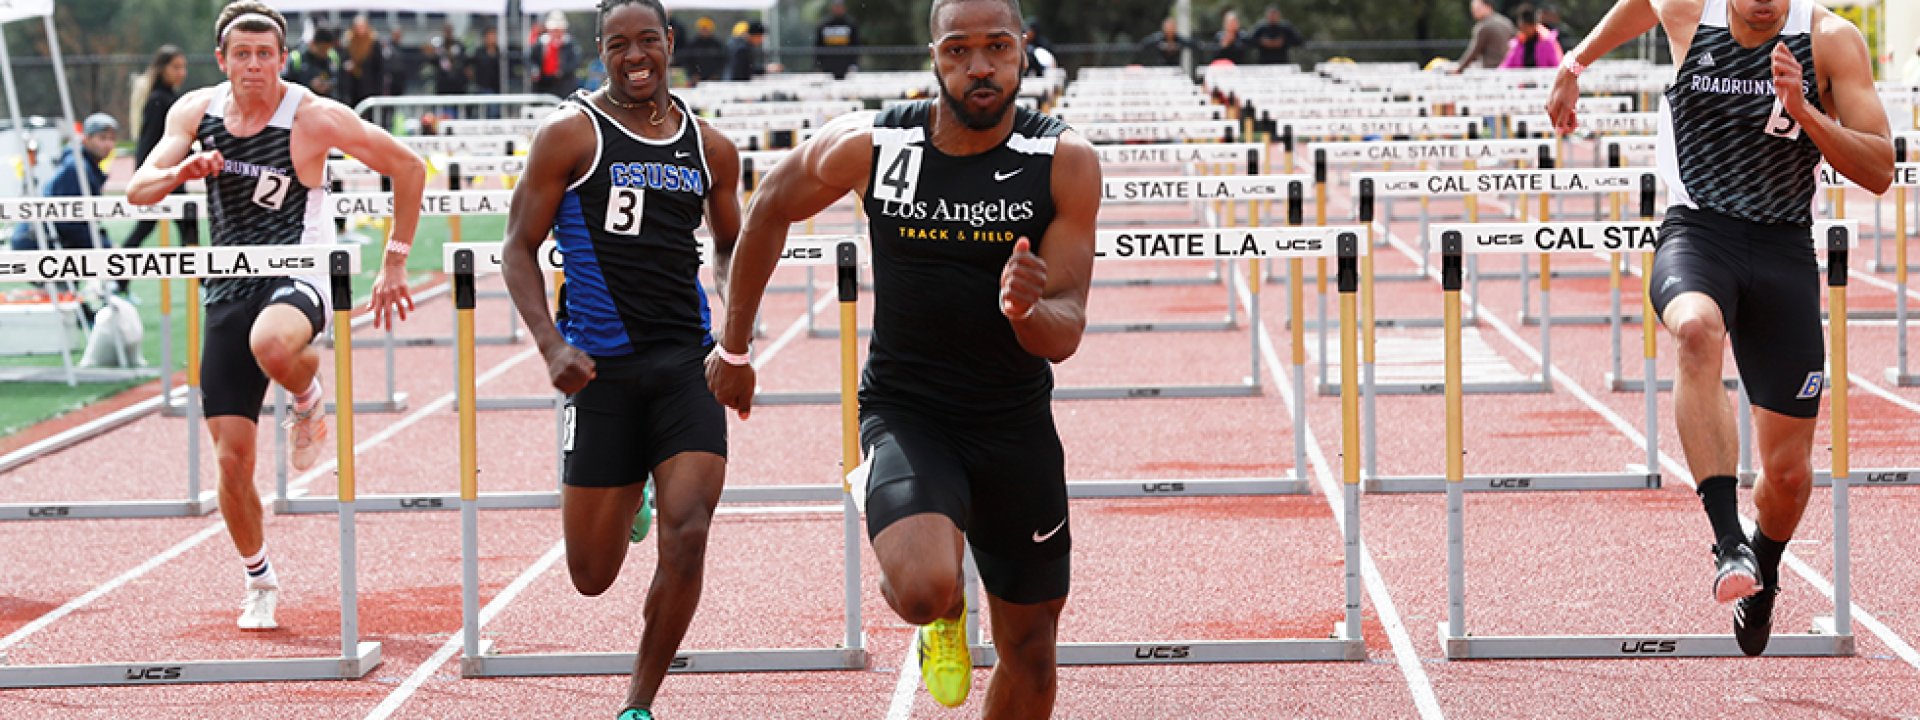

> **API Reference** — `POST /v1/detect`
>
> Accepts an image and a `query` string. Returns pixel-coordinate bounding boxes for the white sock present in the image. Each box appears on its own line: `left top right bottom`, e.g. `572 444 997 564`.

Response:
292 377 322 415
243 547 279 589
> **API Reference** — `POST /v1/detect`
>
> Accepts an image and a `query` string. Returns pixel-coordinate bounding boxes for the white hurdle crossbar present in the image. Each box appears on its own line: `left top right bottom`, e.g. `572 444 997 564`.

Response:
0 245 381 685
1436 225 1858 659
965 232 1369 664
456 242 867 676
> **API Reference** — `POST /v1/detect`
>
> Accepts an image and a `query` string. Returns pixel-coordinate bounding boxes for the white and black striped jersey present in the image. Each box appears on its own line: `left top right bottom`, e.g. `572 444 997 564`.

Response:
197 82 335 305
860 101 1069 420
1656 0 1824 226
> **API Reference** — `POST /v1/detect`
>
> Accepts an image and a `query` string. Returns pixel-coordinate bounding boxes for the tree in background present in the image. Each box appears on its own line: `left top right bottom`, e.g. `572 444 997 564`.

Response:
1 0 216 130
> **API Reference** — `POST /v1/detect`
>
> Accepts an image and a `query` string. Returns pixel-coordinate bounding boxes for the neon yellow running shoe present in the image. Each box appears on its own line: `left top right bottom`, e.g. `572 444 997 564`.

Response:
629 480 654 544
917 600 971 708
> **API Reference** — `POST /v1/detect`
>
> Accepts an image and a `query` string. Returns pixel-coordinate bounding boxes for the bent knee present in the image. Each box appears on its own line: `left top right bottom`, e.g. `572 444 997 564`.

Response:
568 562 619 597
890 575 961 625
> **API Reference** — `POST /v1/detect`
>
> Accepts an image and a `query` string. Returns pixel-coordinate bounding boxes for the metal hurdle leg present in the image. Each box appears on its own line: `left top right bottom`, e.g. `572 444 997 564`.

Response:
460 243 867 677
1438 231 1852 660
969 235 1367 667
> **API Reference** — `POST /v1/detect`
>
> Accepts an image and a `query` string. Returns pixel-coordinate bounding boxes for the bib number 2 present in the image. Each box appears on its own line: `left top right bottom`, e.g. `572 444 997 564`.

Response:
252 172 291 210
605 186 644 235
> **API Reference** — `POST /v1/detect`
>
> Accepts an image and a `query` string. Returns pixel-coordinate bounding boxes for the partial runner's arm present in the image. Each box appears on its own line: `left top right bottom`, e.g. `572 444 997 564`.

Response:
1793 10 1892 194
1002 131 1098 363
1547 0 1690 132
698 119 743 307
706 111 874 419
127 89 219 205
503 106 598 395
312 100 429 328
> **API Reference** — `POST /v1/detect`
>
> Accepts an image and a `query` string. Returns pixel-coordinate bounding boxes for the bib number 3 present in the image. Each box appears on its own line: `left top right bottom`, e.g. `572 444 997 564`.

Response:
1764 97 1800 140
605 186 644 235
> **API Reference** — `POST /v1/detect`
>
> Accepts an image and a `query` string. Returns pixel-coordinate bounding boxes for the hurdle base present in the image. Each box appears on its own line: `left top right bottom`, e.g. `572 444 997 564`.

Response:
1092 275 1222 288
1318 378 1546 396
276 491 561 514
1480 268 1613 282
1053 382 1260 401
1519 312 1643 326
1868 261 1920 273
1297 316 1478 330
472 396 559 411
807 327 874 339
1887 368 1920 387
1085 319 1236 334
163 395 410 416
753 390 843 406
1604 374 1741 392
0 492 219 521
1067 476 1308 498
0 642 381 688
318 333 521 348
460 640 867 677
1804 469 1918 488
1365 471 1659 493
968 635 1365 666
1439 623 1853 659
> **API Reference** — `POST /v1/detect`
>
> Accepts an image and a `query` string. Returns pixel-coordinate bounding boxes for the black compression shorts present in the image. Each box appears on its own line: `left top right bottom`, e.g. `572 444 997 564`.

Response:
860 403 1070 605
200 278 328 419
562 342 728 488
1650 206 1826 418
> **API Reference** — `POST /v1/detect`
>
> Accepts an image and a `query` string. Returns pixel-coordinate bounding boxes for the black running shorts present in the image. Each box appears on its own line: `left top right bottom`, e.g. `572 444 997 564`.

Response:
562 343 728 488
1650 206 1826 418
860 402 1070 605
201 278 328 419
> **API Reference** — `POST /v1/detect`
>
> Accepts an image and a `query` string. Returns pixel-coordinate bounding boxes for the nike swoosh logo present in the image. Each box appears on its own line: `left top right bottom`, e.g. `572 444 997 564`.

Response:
676 150 693 159
1032 517 1066 543
994 168 1023 182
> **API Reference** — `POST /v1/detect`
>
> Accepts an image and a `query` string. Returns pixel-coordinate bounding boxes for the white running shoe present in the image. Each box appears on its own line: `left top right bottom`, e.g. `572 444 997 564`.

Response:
238 586 280 631
286 397 329 472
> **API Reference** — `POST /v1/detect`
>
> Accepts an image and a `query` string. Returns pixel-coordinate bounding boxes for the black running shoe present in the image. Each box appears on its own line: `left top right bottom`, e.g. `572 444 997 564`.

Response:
1712 542 1761 603
1734 587 1777 657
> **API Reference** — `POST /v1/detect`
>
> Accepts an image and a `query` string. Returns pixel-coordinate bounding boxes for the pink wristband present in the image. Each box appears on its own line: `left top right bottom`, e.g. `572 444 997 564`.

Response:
1560 56 1585 77
714 344 752 366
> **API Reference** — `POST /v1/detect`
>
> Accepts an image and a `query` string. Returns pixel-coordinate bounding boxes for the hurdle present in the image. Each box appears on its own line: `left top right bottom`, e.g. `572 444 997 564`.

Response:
963 231 1368 665
0 246 381 686
1871 134 1917 274
456 242 867 677
1089 142 1269 289
1435 226 1857 659
0 196 222 521
1366 220 1669 493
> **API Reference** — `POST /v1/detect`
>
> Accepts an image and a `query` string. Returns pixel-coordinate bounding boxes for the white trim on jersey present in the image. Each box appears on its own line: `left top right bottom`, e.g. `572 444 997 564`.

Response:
688 107 713 196
1656 98 1694 211
871 126 926 146
1006 133 1058 156
203 82 306 129
582 94 693 148
565 103 603 193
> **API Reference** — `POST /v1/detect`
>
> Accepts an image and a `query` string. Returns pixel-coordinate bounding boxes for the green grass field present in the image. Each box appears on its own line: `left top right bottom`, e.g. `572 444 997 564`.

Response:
0 213 503 440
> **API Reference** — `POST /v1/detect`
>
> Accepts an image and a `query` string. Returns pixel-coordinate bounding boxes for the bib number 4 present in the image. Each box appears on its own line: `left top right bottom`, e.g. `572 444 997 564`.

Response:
872 143 923 205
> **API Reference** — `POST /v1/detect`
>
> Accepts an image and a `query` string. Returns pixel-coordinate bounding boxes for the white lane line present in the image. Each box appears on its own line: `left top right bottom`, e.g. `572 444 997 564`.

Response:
1237 272 1444 720
1852 372 1920 416
0 345 540 651
362 540 568 720
362 303 830 719
1850 268 1920 303
883 640 923 720
1378 227 1920 671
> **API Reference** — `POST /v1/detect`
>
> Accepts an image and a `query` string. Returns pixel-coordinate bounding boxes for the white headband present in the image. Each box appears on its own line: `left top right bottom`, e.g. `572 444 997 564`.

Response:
220 13 283 46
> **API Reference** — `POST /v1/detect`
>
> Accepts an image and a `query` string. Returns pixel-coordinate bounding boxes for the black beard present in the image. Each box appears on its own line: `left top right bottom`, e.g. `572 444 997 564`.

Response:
936 70 1020 131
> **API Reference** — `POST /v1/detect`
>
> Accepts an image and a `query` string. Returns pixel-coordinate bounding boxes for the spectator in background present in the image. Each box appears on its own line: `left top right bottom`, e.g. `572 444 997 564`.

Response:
1537 5 1575 53
1023 16 1054 77
427 22 468 116
285 26 341 100
815 1 860 79
1251 5 1305 65
471 26 503 118
529 11 580 97
384 27 411 97
1499 5 1562 69
341 16 385 110
1904 36 1920 85
1139 16 1192 67
121 45 197 295
1211 10 1252 64
683 17 726 83
11 113 116 253
1452 0 1514 73
725 20 767 81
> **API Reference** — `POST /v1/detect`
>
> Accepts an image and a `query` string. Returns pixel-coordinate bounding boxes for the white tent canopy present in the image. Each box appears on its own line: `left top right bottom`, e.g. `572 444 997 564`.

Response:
522 0 777 12
0 0 52 25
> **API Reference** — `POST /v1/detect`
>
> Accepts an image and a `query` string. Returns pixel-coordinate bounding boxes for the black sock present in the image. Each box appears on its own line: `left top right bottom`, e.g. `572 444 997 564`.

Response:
1696 475 1747 553
1751 528 1787 591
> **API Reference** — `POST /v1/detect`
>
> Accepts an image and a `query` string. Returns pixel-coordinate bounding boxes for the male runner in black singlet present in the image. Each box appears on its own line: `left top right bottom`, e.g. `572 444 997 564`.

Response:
709 0 1100 715
500 1 741 718
1548 0 1892 655
128 0 426 632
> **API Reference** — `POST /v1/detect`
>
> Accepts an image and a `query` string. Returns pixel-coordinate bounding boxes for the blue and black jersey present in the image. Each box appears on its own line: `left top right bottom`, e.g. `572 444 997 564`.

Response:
553 92 714 358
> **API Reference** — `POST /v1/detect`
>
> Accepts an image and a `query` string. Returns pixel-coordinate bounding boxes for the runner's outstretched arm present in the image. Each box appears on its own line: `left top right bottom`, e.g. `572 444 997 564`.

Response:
503 107 598 395
1794 12 1892 193
1001 130 1098 363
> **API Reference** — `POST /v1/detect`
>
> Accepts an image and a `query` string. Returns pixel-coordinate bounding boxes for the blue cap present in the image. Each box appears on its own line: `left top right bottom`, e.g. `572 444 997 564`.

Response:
82 113 117 137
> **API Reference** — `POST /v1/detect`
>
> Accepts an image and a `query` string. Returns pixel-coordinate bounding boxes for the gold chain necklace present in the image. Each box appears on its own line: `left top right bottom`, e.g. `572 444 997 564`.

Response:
604 88 666 126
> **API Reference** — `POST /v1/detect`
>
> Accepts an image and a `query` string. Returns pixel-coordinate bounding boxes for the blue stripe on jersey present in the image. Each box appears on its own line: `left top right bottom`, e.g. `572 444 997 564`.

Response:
695 275 712 341
554 190 634 356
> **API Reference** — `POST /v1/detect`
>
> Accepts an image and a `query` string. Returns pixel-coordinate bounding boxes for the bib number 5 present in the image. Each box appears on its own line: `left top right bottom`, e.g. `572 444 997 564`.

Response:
605 186 644 235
